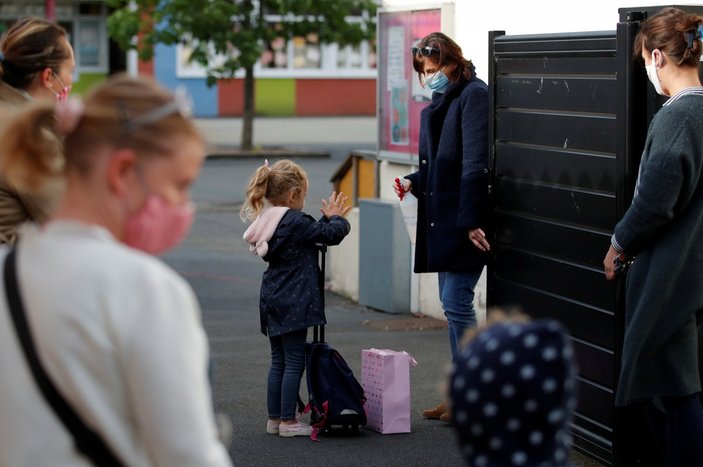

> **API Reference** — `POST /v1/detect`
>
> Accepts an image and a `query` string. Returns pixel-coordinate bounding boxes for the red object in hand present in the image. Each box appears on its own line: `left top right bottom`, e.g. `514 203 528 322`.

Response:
394 177 405 200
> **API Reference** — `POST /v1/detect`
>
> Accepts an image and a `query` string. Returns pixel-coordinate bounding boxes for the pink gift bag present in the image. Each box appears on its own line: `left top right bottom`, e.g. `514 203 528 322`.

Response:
361 348 418 434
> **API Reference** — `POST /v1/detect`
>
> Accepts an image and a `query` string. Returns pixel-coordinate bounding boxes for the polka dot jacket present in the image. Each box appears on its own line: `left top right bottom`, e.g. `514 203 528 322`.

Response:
256 209 350 337
449 319 578 467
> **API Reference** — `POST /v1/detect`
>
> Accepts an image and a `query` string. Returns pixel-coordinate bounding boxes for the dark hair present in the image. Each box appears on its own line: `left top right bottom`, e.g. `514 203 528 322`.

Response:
634 7 703 67
412 32 474 84
0 17 71 89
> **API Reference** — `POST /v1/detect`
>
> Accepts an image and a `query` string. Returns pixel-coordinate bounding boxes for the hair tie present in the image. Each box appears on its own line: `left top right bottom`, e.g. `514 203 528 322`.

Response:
686 26 703 49
264 159 271 171
55 97 85 136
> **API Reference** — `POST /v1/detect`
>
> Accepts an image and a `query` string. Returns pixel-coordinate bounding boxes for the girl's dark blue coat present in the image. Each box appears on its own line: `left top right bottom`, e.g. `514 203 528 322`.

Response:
406 75 490 273
260 210 350 337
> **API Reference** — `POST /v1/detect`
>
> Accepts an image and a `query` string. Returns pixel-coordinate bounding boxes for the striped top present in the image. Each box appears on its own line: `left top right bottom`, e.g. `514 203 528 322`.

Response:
663 86 703 106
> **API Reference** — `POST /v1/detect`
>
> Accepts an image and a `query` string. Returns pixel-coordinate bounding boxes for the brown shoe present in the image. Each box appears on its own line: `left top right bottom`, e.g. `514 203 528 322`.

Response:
422 402 448 419
439 411 452 423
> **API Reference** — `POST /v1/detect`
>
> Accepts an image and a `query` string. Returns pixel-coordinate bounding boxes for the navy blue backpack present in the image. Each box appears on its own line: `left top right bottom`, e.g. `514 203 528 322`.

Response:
304 246 366 437
305 326 367 436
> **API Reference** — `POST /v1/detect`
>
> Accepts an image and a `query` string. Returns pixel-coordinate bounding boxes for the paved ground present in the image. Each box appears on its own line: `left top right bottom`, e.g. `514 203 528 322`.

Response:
158 117 605 466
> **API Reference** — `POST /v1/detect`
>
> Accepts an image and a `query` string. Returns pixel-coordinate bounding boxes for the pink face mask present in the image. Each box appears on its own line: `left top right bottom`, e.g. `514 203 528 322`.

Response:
51 72 71 103
124 195 195 255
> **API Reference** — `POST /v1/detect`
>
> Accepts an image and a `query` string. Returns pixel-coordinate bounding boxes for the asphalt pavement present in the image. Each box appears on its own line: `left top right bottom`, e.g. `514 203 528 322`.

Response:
158 117 603 467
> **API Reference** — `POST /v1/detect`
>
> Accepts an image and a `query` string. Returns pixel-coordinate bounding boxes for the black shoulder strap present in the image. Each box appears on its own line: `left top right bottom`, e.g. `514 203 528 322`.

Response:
3 248 125 467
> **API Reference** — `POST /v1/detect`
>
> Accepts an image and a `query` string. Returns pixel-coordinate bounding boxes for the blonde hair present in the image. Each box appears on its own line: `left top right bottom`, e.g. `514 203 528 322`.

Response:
0 73 201 193
240 159 308 221
0 17 70 89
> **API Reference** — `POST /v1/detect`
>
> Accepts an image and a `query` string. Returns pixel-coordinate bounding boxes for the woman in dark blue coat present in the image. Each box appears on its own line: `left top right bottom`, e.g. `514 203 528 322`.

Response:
396 32 490 422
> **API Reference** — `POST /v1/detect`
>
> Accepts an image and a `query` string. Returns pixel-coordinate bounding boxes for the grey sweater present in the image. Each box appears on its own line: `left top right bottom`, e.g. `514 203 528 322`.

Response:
614 92 703 405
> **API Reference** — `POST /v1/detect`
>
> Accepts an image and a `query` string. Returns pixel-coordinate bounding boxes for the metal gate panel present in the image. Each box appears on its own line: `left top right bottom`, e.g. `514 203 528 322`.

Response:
498 56 618 75
490 11 703 462
495 145 616 192
496 112 616 152
496 76 619 113
488 31 619 464
495 180 615 229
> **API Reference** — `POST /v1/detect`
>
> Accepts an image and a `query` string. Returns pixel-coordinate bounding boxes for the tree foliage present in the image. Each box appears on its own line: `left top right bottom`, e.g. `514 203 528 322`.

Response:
107 0 378 86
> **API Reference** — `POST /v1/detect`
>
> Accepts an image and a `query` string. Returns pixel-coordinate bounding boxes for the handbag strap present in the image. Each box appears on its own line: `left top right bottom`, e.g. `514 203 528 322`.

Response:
3 247 125 467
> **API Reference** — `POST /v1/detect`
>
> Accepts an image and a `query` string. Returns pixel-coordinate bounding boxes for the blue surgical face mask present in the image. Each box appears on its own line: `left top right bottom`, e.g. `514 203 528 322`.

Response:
424 70 449 93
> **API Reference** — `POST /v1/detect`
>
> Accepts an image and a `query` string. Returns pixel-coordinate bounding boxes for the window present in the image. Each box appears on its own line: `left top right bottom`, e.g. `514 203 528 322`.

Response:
338 44 363 69
337 41 376 70
292 33 321 69
0 2 108 75
253 16 377 78
77 19 100 67
261 36 288 69
175 16 376 79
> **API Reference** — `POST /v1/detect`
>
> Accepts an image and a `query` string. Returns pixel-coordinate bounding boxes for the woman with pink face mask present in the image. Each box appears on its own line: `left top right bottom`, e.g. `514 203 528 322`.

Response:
0 17 76 244
0 75 233 467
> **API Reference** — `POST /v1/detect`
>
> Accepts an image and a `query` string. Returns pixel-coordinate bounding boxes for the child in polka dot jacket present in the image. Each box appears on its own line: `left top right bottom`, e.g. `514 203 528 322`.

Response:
449 311 577 466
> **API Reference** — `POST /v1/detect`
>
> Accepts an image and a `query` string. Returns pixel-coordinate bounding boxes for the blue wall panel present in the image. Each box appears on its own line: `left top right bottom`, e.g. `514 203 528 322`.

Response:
153 43 218 117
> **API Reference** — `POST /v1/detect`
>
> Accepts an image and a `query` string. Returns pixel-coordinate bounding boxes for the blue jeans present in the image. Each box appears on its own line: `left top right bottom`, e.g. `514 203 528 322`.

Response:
267 328 308 420
438 268 482 361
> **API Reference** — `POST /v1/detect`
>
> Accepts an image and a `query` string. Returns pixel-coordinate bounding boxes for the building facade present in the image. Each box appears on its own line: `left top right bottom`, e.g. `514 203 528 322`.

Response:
0 1 377 117
140 18 377 117
0 0 118 94
142 35 376 117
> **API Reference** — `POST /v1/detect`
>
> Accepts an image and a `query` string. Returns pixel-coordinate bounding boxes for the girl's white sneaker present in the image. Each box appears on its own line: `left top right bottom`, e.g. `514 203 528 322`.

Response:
278 421 312 437
266 419 281 434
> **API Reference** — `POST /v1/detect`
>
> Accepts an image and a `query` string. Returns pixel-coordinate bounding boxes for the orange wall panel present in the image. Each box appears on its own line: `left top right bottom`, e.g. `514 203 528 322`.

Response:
358 159 377 199
295 79 376 116
218 79 244 116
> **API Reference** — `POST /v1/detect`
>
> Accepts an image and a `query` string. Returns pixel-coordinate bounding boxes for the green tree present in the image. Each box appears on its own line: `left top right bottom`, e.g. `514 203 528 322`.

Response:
107 0 377 150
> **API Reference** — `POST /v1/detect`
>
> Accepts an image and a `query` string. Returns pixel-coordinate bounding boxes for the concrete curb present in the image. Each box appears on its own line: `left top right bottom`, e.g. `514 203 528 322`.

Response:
205 145 330 159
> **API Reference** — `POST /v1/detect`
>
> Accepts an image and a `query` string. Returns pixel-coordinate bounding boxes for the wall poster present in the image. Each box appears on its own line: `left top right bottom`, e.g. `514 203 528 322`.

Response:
377 7 443 159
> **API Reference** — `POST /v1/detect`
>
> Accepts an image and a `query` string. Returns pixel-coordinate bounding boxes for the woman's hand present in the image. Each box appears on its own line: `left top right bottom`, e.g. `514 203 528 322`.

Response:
394 178 412 199
603 245 625 280
469 228 491 251
321 191 351 219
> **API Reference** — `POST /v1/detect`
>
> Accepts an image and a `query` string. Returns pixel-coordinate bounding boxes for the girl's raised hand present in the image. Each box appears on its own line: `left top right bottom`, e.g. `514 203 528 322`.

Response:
321 191 351 218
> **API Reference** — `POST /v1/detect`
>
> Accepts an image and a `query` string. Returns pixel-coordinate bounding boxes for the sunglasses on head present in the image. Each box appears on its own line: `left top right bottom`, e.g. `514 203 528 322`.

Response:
411 46 439 57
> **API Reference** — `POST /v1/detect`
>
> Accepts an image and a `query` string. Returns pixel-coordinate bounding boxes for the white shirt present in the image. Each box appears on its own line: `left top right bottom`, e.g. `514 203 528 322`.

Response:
0 220 232 467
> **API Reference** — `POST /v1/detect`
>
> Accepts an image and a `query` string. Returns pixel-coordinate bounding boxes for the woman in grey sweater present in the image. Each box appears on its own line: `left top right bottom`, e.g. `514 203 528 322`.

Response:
603 7 703 465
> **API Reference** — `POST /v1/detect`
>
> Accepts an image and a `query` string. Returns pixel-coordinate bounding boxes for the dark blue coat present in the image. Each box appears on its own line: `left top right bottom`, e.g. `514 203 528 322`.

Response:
406 76 490 273
260 210 350 337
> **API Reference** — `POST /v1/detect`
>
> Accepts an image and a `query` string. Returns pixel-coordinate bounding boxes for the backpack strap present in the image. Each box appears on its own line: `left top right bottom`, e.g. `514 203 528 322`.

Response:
3 247 125 467
314 244 327 344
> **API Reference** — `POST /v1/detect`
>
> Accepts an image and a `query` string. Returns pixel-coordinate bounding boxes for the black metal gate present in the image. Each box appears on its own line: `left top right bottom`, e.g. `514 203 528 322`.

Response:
486 19 649 465
488 29 619 463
